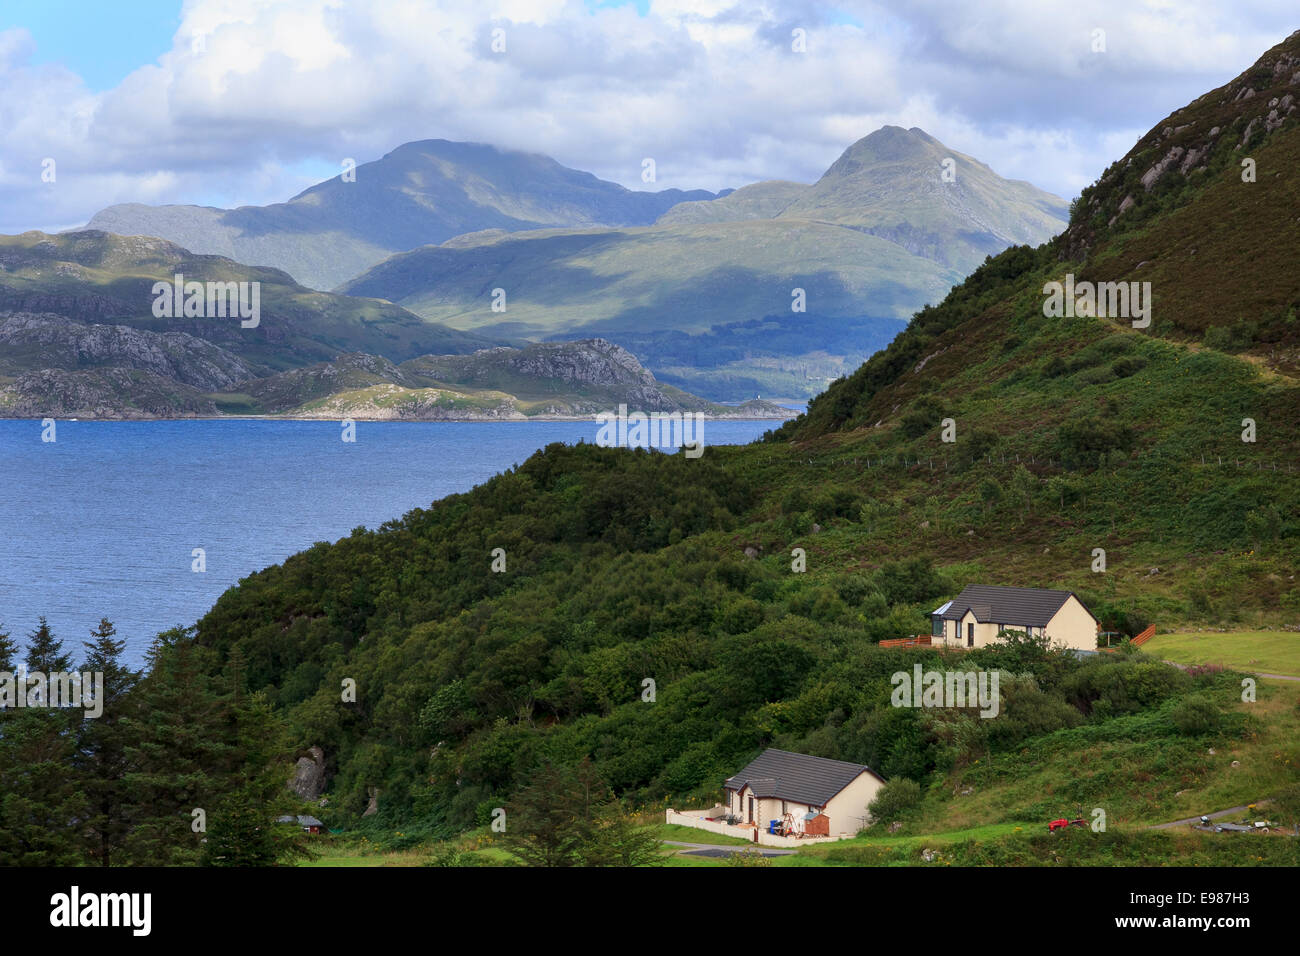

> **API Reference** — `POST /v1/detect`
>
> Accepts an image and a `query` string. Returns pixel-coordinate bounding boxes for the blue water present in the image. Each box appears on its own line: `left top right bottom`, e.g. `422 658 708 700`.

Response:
0 419 777 666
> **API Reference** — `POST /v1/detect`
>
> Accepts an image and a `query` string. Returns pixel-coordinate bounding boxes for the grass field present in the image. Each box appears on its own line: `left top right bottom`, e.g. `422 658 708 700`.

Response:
1144 631 1300 677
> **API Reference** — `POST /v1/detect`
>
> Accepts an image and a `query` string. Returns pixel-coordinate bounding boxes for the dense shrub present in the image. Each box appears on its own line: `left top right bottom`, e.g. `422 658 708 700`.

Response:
1057 415 1135 469
1171 695 1223 736
867 778 923 823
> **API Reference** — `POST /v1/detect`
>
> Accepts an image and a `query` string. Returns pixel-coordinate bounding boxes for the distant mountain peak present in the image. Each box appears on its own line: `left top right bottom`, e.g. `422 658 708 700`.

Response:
829 125 943 169
85 139 723 291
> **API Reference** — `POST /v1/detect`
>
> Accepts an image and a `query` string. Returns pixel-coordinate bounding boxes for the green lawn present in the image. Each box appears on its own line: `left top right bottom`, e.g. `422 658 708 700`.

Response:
1144 631 1300 677
653 823 753 847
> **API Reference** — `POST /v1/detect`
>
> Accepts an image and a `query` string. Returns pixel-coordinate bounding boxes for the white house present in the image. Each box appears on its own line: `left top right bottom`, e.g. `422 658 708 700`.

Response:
931 584 1099 650
721 749 886 839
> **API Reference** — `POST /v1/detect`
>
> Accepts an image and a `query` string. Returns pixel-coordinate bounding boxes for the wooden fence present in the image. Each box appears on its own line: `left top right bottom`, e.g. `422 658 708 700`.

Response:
878 635 932 648
1131 624 1157 646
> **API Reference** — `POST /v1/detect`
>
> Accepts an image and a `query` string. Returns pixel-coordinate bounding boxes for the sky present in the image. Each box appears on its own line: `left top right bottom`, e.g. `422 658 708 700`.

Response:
0 0 1296 233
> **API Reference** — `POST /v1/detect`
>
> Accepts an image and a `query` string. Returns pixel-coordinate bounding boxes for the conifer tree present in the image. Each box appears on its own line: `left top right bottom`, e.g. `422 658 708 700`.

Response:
77 618 142 866
0 619 86 865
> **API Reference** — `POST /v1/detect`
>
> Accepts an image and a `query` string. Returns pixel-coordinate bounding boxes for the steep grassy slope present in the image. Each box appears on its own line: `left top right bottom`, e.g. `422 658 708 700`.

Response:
86 140 722 291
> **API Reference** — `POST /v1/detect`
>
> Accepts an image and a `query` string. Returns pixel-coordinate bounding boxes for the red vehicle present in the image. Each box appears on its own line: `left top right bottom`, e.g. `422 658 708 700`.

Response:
1048 817 1087 832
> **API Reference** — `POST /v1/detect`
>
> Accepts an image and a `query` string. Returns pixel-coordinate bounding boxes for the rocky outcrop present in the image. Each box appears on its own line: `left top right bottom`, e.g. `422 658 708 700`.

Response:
0 311 259 390
290 746 328 801
1060 28 1300 260
0 366 219 419
415 339 656 390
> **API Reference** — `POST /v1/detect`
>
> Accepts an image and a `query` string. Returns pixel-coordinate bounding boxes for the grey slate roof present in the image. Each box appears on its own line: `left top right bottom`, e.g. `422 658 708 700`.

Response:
936 585 1095 628
723 749 881 807
277 814 324 827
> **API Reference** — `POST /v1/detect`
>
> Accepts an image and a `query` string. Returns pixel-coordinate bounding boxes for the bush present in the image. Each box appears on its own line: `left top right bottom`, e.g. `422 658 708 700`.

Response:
1171 695 1222 736
1203 321 1257 353
835 574 875 605
868 778 923 823
1075 365 1116 386
780 487 810 515
899 396 946 440
1057 415 1134 469
1041 355 1069 378
726 847 773 866
1111 356 1147 378
874 557 947 605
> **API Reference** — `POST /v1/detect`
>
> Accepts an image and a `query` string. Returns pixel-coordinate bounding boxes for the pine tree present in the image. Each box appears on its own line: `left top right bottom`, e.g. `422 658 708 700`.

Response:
0 622 17 672
0 619 86 865
120 626 238 865
202 686 311 867
77 619 142 866
25 616 73 676
505 758 609 867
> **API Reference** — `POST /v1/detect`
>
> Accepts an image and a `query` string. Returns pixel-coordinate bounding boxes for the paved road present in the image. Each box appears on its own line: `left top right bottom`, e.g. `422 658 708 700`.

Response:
1149 800 1272 830
663 840 794 857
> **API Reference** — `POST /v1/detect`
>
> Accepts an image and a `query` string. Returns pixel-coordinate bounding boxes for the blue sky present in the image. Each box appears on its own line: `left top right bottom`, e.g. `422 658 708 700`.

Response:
3 0 180 90
1 1 1296 234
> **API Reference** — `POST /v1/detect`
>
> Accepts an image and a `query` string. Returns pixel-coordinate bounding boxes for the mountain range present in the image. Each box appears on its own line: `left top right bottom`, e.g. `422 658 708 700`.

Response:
87 140 725 293
81 127 1069 401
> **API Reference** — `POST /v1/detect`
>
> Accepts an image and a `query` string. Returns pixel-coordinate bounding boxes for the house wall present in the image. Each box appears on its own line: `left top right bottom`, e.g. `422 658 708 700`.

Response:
947 613 1058 649
958 610 1002 648
823 770 885 836
666 809 755 840
664 810 844 847
1045 595 1099 650
736 788 816 832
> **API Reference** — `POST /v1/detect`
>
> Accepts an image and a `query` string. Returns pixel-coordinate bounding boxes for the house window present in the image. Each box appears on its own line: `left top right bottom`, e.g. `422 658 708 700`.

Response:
967 622 975 646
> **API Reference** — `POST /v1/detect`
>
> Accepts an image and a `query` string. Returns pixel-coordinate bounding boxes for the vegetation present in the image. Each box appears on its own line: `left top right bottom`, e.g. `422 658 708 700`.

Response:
0 619 312 867
4 35 1300 867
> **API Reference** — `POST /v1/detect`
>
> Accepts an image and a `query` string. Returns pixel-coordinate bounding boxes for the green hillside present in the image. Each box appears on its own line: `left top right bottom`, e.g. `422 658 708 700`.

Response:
0 230 494 369
339 218 958 335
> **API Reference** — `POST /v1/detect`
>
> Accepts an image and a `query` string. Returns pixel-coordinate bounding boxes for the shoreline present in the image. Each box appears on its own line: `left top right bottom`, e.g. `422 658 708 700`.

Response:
0 412 799 424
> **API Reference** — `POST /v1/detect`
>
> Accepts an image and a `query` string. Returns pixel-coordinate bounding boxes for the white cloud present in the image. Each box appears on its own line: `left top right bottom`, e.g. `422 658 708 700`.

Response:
0 0 1296 233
